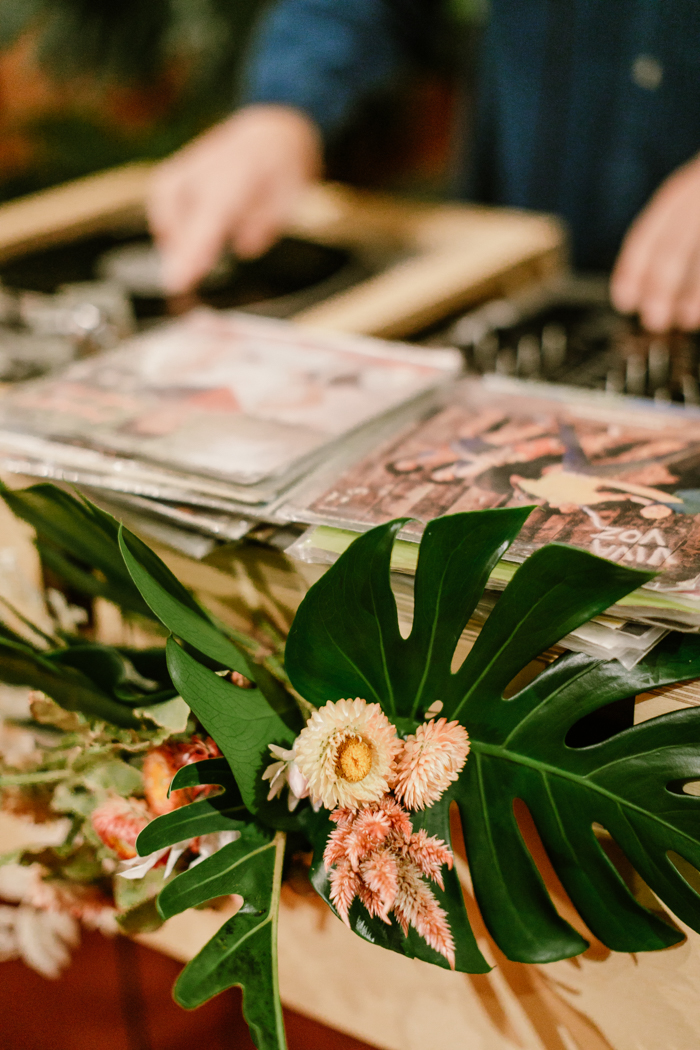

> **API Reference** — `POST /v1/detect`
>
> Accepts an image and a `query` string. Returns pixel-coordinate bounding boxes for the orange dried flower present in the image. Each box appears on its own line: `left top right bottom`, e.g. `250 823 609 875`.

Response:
143 736 221 815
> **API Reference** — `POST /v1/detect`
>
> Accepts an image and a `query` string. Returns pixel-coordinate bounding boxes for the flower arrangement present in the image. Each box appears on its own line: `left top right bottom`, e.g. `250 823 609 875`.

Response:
269 698 469 965
3 483 700 1050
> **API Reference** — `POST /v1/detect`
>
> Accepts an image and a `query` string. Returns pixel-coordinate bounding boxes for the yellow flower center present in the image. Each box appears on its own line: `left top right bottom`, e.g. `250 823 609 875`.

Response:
336 737 373 782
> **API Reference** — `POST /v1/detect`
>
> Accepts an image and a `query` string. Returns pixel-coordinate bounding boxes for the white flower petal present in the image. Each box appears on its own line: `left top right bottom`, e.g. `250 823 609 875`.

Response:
269 744 294 761
261 760 285 783
163 842 191 880
117 849 167 880
287 763 309 799
216 831 241 848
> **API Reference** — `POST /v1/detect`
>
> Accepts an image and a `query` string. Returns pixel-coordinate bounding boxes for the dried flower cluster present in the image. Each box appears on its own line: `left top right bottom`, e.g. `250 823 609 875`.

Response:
324 796 457 967
284 698 469 812
264 697 470 965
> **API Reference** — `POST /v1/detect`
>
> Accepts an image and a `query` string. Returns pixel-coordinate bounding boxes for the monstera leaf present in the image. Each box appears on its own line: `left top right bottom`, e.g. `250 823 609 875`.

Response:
136 759 287 1050
119 526 302 826
285 509 700 966
137 757 248 852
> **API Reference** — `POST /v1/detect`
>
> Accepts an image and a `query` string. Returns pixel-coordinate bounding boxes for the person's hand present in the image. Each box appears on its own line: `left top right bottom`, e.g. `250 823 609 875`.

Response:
148 105 323 295
611 152 700 332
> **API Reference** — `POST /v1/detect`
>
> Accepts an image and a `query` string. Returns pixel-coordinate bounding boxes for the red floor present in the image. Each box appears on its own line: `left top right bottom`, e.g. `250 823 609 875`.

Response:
0 929 374 1050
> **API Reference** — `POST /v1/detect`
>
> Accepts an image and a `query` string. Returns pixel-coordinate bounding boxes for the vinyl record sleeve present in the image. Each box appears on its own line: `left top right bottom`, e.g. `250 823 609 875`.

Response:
289 375 700 613
0 309 461 494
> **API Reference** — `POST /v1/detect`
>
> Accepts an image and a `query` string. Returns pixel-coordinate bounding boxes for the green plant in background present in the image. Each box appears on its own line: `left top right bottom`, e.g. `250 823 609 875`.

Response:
5 483 700 1050
0 0 264 196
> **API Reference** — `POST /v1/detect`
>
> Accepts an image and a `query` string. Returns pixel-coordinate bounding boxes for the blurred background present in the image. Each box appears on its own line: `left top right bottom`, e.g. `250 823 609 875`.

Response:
0 0 483 204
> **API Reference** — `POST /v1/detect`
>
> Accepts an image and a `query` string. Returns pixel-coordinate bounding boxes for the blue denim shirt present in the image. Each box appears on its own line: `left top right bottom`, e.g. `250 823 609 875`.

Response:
243 1 700 269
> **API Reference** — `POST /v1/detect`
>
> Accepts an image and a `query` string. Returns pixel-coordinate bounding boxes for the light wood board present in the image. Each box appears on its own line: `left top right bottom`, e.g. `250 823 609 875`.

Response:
0 163 566 338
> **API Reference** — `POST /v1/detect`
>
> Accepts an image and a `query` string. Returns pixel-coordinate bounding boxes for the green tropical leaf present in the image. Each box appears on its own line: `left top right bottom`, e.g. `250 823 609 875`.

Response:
165 639 297 826
119 521 303 822
0 482 152 617
44 644 175 705
138 756 286 1050
0 634 140 728
454 637 700 961
170 830 287 1050
119 525 299 728
284 511 700 965
136 759 248 854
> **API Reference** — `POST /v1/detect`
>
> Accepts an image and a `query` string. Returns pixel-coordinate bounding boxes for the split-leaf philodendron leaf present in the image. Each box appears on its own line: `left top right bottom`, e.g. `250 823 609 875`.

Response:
119 525 301 827
285 509 700 965
136 760 287 1050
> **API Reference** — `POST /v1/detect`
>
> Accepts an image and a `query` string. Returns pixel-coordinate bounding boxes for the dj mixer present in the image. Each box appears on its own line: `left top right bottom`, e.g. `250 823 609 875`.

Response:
448 275 700 406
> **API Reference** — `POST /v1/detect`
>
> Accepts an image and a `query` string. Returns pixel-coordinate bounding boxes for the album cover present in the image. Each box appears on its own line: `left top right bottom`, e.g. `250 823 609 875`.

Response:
300 377 700 603
0 309 460 491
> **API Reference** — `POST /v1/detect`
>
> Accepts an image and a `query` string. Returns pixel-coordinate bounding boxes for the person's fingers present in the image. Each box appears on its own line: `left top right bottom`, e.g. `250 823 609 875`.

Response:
612 157 700 325
233 213 283 260
232 179 305 259
157 158 269 291
147 106 323 291
147 163 195 246
160 206 231 294
637 209 700 331
674 242 700 330
611 191 680 315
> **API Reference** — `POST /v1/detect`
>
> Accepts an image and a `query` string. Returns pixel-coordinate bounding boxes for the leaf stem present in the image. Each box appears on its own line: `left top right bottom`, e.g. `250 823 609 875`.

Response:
0 769 70 786
270 831 287 1050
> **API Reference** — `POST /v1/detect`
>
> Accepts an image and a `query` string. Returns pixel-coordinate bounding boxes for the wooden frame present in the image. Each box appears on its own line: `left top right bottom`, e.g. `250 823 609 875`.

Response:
0 162 566 338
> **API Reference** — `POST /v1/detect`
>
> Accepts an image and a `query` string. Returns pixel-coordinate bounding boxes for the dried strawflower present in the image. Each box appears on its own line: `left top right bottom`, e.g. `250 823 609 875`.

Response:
394 718 470 810
324 795 456 967
294 698 401 810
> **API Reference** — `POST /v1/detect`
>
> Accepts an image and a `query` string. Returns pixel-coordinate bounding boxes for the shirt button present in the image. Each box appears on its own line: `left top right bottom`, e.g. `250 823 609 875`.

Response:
631 54 663 91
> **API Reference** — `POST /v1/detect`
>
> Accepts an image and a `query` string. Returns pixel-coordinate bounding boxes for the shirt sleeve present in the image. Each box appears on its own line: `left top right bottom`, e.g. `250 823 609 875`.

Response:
240 0 411 141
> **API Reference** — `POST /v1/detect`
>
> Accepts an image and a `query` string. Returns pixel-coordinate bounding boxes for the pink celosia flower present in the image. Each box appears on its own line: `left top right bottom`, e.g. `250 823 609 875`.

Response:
294 698 401 810
392 860 456 966
394 718 470 810
323 794 455 968
405 828 453 890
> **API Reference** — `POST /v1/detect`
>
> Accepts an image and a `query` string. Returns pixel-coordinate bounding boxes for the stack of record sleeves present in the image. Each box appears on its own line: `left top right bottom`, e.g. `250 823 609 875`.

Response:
283 373 700 645
0 308 462 550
